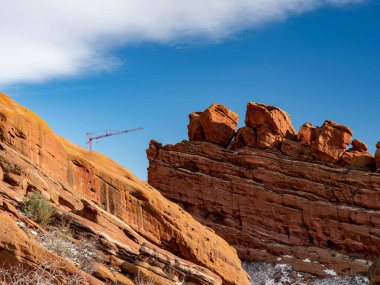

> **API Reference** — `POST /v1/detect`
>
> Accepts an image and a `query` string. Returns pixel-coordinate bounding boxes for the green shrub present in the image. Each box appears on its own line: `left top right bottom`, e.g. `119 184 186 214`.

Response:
22 192 54 227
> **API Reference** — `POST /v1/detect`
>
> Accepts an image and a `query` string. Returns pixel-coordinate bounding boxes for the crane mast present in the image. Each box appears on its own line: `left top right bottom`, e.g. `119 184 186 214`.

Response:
86 127 143 151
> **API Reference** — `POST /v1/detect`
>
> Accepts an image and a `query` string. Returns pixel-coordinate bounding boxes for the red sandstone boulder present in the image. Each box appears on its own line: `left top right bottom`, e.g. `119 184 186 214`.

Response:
188 112 204 141
231 127 256 150
188 104 239 147
311 120 353 162
340 150 375 170
245 103 297 149
352 139 368 152
375 142 380 172
298 122 314 146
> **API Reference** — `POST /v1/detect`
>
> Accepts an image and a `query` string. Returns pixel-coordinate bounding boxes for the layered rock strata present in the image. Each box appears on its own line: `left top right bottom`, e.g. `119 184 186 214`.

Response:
148 102 380 278
0 93 250 285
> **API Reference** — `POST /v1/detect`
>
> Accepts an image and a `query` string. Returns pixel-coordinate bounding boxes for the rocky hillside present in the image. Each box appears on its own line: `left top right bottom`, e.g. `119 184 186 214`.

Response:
147 102 380 280
0 92 250 285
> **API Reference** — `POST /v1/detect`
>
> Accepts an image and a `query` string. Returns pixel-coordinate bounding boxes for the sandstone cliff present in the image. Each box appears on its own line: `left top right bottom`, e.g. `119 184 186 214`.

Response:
148 102 380 279
0 93 250 285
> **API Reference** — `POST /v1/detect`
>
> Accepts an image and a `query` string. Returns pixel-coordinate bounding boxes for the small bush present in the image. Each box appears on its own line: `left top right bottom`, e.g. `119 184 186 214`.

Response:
22 192 54 227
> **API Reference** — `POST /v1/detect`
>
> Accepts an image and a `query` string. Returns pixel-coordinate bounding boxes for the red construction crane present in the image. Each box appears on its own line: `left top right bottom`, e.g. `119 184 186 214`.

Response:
86 127 143 151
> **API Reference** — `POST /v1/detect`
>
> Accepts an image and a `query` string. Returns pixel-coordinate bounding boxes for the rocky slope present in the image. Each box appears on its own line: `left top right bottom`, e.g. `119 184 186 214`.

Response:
0 92 250 285
147 102 380 280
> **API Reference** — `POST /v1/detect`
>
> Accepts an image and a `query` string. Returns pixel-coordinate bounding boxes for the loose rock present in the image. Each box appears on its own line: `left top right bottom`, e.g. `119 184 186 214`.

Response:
188 104 239 147
352 139 368 152
245 102 297 149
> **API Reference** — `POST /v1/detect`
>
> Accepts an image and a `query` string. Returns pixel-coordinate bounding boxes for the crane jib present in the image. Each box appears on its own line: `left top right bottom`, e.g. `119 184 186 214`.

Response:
86 127 143 151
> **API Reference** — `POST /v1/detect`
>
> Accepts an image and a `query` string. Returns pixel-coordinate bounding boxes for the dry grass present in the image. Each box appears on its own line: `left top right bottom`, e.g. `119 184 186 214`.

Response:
134 271 156 285
0 261 86 285
37 231 97 274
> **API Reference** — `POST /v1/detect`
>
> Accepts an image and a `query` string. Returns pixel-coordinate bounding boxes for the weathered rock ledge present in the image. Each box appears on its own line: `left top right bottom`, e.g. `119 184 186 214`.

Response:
0 93 250 285
148 102 380 278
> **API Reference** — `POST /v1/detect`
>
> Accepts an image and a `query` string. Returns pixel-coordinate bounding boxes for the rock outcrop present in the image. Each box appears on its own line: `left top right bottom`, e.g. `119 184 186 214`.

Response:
0 93 250 285
245 102 297 149
352 139 369 152
311 120 353 162
148 101 380 278
375 142 380 172
188 104 239 147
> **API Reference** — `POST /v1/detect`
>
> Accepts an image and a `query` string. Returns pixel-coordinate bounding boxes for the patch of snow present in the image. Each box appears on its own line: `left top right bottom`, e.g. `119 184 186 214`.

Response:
355 259 372 266
303 258 311 263
310 275 369 285
30 230 38 236
323 269 337 276
16 221 26 228
243 261 369 285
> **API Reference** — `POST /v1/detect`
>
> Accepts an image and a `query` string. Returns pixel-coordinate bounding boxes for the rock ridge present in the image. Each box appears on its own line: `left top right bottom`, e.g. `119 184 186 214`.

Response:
148 102 380 278
0 93 250 285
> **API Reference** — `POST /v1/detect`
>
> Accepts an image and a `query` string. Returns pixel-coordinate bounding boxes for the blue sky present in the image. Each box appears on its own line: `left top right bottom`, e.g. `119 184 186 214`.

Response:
2 1 380 179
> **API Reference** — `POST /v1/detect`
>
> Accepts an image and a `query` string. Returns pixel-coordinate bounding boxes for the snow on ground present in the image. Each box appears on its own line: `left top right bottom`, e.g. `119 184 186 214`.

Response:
243 262 369 285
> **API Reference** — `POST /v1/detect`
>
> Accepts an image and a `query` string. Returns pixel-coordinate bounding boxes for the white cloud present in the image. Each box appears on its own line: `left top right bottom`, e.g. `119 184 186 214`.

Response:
0 0 365 85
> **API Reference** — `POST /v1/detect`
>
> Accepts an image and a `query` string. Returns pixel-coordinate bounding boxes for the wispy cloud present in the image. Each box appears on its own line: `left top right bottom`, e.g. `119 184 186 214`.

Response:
0 0 365 85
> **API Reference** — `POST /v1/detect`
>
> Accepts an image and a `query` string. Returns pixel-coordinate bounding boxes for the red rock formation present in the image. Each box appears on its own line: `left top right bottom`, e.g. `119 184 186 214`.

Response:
148 102 379 278
231 127 257 150
188 112 204 141
340 150 375 170
245 102 297 149
311 120 353 162
375 142 380 172
188 104 239 147
0 93 250 285
298 122 314 146
352 139 368 152
0 210 100 284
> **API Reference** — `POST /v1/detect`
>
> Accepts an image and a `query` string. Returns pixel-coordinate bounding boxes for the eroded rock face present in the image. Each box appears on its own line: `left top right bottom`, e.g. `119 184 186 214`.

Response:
231 127 257 150
211 102 364 167
375 142 380 172
0 210 101 284
280 139 311 160
148 102 380 279
340 150 375 170
352 139 369 152
298 122 314 146
148 140 379 278
311 120 353 162
188 112 204 141
188 104 239 147
0 93 250 285
245 102 297 149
